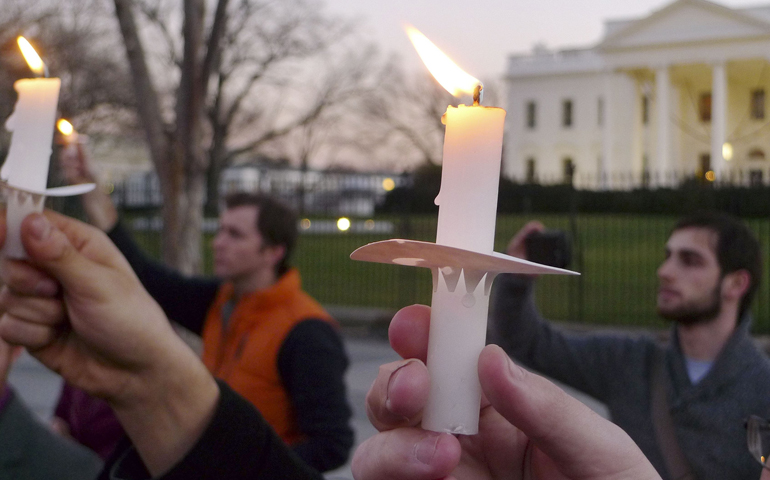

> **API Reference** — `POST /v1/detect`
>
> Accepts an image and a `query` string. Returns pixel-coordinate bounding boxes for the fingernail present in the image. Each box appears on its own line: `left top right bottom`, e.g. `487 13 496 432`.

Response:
386 360 416 410
502 348 525 380
34 279 59 296
28 215 51 240
414 433 441 465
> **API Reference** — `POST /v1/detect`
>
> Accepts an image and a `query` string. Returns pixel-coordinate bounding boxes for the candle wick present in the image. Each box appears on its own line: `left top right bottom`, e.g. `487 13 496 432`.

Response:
473 84 483 106
43 64 50 78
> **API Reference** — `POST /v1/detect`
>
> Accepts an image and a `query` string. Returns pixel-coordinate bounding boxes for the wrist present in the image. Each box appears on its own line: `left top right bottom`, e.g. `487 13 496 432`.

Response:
83 189 118 231
110 338 219 476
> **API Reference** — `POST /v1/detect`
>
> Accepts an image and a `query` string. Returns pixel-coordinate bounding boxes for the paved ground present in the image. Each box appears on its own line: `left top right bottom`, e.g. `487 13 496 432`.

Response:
7 332 608 479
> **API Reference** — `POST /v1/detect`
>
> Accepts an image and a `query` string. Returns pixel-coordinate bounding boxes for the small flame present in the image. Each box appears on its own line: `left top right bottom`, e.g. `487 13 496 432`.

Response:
405 26 479 97
57 119 75 136
17 37 45 76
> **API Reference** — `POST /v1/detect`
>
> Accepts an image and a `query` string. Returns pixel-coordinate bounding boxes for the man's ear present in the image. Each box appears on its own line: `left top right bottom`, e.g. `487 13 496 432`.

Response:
264 244 287 269
722 270 751 301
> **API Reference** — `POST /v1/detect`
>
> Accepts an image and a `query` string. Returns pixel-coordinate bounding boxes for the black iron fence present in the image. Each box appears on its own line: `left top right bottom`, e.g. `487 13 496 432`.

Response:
45 170 770 334
98 212 770 335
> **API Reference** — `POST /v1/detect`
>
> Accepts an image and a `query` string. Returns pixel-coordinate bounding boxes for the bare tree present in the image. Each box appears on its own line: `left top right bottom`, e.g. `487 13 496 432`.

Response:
113 0 365 272
0 0 135 164
355 61 457 169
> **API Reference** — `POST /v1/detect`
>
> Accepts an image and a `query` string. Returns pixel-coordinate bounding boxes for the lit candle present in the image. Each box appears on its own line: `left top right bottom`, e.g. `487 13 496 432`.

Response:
57 118 88 162
2 38 94 259
57 118 77 144
2 38 61 258
3 38 60 193
407 26 505 434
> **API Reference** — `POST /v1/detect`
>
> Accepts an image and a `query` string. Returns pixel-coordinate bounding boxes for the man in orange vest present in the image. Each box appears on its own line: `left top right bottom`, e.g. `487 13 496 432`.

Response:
55 148 353 472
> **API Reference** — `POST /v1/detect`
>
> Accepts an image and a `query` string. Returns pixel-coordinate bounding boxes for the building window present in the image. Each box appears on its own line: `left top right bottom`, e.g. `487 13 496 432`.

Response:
750 170 764 186
562 100 573 128
699 93 712 122
699 153 711 181
526 101 536 129
642 95 649 125
598 97 604 126
751 89 765 120
563 157 575 184
526 157 537 183
749 148 766 161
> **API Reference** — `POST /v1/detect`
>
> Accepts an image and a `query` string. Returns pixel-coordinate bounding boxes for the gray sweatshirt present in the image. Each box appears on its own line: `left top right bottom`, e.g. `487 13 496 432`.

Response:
488 273 770 480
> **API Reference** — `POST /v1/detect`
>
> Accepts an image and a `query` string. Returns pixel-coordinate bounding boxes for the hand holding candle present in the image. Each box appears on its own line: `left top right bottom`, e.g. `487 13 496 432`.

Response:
352 27 578 435
2 37 95 259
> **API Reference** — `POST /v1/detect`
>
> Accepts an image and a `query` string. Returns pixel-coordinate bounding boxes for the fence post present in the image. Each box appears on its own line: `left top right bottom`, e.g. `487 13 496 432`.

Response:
569 183 583 323
396 181 416 307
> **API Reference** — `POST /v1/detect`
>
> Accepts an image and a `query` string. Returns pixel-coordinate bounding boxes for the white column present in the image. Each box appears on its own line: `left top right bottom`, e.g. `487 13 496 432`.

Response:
601 72 613 189
655 65 670 186
631 79 643 188
711 62 727 179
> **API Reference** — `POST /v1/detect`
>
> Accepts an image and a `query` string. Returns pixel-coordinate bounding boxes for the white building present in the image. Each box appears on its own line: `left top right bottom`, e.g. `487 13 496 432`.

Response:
505 0 770 188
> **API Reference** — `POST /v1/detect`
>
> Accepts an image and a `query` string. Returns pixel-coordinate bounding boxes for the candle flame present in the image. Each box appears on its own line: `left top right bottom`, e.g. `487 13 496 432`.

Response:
405 26 480 97
57 119 75 136
17 37 46 76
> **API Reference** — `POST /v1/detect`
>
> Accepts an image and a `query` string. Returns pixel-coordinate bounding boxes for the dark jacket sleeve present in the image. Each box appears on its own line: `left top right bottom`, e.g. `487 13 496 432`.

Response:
107 222 221 334
277 320 354 472
100 381 323 480
488 273 649 402
0 391 104 480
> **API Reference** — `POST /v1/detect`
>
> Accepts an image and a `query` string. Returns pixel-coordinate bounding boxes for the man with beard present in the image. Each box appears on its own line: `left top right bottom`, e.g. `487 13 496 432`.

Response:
488 211 770 480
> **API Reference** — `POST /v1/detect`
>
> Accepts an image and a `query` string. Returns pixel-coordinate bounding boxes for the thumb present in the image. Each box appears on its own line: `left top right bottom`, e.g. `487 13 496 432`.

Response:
20 213 99 290
478 345 653 478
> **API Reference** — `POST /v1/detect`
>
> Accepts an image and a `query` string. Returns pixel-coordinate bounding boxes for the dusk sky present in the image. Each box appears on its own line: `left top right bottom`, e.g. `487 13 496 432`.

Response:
323 0 764 80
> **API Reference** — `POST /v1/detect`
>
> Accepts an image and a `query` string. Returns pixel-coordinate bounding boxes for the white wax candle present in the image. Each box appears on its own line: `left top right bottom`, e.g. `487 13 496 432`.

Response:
2 77 61 258
435 105 506 253
2 78 61 192
423 104 505 435
423 267 491 434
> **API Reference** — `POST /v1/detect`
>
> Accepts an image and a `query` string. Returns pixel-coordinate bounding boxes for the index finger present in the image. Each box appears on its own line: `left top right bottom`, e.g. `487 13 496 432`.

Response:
506 221 545 258
388 305 431 361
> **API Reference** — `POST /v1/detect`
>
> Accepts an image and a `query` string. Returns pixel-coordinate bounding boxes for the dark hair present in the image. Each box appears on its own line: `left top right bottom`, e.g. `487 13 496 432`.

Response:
672 211 762 319
223 192 298 276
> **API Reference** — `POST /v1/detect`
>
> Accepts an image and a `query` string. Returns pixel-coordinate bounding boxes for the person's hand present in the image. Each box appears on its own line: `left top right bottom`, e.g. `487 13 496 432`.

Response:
0 211 218 475
59 142 97 185
57 144 118 231
0 211 179 400
0 336 21 392
352 305 661 480
506 221 545 258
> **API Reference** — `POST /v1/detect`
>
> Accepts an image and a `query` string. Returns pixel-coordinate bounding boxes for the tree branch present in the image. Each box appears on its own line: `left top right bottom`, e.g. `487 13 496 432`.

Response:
199 0 229 100
112 0 170 170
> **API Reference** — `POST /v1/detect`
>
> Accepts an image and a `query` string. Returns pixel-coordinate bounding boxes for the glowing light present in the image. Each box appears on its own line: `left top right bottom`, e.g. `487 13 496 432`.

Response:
300 218 311 230
17 37 45 76
382 178 396 191
405 26 479 97
364 219 375 230
722 142 733 161
337 217 351 231
57 119 74 137
705 171 716 182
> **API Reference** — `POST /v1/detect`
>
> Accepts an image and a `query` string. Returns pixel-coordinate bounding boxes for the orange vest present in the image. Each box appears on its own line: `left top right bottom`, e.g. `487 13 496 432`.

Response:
200 269 335 445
